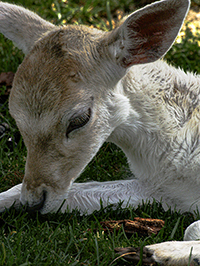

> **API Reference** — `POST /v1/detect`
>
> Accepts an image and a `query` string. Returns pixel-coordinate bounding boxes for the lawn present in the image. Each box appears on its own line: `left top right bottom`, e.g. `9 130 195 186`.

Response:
0 0 200 265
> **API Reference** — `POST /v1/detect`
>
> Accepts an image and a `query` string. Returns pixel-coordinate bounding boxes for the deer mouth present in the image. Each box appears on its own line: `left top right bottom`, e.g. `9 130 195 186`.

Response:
20 191 47 212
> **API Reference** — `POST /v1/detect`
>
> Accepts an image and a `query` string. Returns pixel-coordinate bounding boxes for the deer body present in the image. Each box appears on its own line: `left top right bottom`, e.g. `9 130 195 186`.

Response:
2 0 200 264
108 60 200 213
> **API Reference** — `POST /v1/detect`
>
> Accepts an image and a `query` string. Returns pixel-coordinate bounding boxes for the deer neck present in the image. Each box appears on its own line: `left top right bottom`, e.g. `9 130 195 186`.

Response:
107 60 200 181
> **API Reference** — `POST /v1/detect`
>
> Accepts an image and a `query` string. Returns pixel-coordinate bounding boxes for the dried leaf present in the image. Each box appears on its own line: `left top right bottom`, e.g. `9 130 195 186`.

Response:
100 217 164 236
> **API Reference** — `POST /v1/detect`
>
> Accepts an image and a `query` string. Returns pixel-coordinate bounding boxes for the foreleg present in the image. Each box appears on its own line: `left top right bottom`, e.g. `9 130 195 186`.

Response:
61 179 149 214
115 241 200 266
116 220 200 266
0 179 149 214
0 183 22 211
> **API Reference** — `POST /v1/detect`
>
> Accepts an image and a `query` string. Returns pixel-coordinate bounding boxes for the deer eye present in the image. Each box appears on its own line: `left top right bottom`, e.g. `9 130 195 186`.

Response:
66 108 91 138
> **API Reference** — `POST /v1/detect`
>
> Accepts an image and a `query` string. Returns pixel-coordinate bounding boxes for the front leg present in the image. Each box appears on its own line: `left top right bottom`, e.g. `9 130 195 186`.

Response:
0 183 22 212
62 179 149 214
0 179 148 214
148 241 200 266
115 241 200 266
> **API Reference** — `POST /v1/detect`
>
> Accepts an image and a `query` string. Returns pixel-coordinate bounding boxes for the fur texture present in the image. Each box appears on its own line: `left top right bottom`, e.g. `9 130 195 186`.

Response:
1 0 200 264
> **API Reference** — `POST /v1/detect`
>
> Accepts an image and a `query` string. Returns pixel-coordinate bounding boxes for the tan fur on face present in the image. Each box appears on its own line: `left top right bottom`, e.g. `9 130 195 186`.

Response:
1 0 191 215
8 26 110 194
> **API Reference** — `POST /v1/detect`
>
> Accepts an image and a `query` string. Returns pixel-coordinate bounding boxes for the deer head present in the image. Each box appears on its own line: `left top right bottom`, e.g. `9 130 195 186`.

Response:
0 0 189 213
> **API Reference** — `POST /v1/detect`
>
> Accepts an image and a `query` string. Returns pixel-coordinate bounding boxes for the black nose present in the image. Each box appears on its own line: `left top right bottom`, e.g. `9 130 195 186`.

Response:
21 191 46 212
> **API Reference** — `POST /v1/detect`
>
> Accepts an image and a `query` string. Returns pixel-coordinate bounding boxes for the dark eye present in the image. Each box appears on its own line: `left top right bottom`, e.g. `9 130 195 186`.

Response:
66 108 91 138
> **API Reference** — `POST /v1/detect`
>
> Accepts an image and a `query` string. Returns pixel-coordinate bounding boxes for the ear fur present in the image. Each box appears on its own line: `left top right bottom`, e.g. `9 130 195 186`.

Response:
0 0 190 60
106 0 190 68
0 2 57 54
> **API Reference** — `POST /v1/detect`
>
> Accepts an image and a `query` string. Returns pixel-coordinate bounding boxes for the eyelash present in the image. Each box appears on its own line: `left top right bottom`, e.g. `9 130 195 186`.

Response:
66 108 91 138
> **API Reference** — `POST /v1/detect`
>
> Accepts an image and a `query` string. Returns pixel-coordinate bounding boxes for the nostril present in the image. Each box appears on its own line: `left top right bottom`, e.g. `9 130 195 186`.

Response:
21 191 46 212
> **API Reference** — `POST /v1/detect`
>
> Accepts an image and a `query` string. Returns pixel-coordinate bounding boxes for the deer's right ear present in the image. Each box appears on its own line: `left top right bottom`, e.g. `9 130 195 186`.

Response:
0 2 57 54
104 0 190 68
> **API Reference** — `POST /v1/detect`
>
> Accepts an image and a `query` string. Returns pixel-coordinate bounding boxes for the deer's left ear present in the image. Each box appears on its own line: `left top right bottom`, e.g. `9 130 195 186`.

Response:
103 0 190 68
0 2 57 54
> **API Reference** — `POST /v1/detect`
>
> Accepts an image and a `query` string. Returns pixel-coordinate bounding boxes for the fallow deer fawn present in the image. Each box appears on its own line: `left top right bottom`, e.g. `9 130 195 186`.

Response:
0 0 200 264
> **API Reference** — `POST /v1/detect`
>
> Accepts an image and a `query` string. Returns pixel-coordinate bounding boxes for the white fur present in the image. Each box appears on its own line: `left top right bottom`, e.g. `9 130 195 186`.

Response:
1 0 200 264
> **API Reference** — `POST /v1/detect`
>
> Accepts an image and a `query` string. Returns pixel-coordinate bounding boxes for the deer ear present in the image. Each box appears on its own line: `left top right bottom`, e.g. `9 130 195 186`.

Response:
0 2 56 54
105 0 190 68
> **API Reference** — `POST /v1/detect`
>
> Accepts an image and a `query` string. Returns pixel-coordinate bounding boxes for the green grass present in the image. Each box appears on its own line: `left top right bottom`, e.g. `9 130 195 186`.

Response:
0 202 197 265
0 0 200 265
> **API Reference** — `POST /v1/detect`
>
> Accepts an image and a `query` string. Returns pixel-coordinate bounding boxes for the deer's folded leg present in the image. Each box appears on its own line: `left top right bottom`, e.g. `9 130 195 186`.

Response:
61 179 150 214
0 183 22 212
0 179 149 214
147 241 200 266
116 241 200 266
